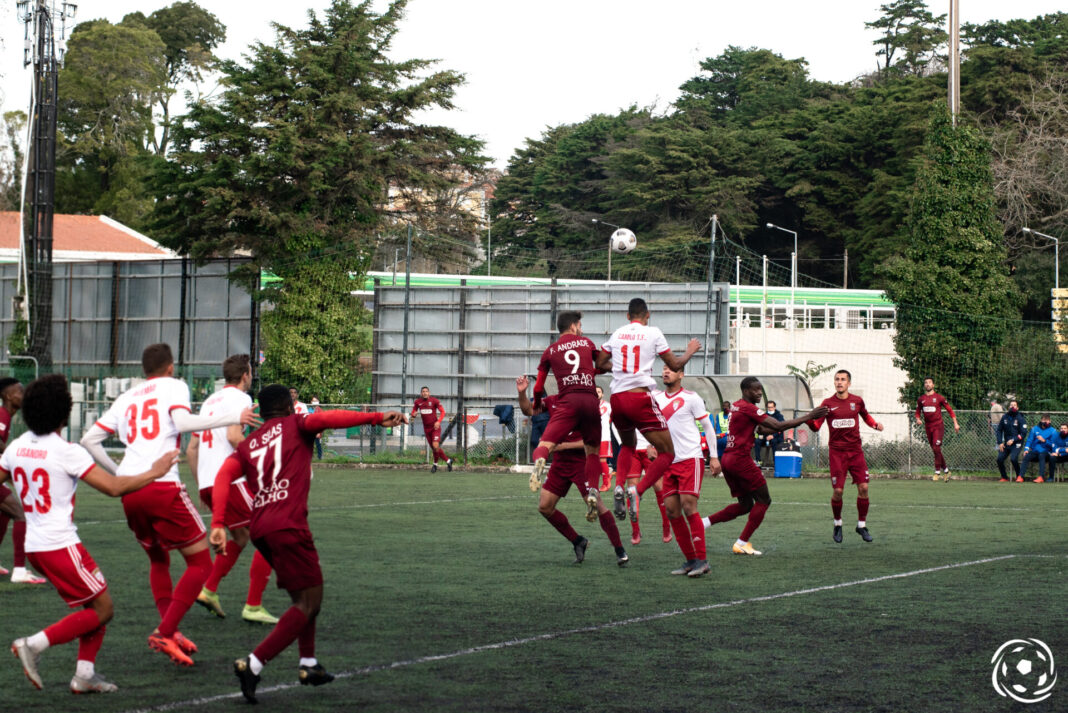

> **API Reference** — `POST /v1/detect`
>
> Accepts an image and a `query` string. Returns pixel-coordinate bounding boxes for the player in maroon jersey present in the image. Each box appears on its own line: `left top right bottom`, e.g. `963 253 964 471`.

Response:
410 386 453 472
517 376 628 566
806 370 883 543
0 377 46 584
209 385 405 703
914 377 959 481
702 377 827 555
529 311 604 496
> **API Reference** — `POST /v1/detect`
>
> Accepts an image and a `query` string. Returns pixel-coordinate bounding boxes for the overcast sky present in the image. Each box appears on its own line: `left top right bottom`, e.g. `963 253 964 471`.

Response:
0 0 1064 167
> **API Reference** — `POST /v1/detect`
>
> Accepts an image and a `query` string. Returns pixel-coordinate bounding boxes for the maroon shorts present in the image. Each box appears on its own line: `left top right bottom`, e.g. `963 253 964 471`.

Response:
424 426 441 444
122 482 206 551
541 391 601 446
829 449 869 488
253 528 322 592
27 543 107 607
720 452 766 498
925 423 944 447
627 449 651 478
543 450 593 498
663 458 704 498
200 482 254 530
610 391 668 439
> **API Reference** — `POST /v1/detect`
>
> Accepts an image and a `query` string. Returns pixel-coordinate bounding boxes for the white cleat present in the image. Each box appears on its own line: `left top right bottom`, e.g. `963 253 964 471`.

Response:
70 672 118 694
12 638 43 689
584 489 598 522
10 568 46 584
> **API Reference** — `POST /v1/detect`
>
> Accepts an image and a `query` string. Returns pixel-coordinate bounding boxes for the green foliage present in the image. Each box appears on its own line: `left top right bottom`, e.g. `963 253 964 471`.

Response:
883 105 1021 409
786 361 838 382
865 0 948 75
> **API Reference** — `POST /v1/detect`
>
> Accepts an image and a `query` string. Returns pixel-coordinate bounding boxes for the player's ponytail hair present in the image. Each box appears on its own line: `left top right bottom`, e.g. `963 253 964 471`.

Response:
22 374 72 435
258 384 294 420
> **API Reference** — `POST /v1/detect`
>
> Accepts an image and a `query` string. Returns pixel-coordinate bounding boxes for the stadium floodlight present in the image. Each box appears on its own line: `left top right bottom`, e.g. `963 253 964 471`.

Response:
766 223 799 288
1023 227 1059 291
592 218 622 283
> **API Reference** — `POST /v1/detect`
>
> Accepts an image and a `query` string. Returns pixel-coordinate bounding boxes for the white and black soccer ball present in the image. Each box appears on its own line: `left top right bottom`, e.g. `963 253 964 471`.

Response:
610 228 637 254
991 638 1057 703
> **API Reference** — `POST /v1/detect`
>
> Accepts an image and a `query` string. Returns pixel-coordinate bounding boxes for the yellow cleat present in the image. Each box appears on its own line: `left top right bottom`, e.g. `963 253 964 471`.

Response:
584 488 598 522
242 605 280 625
931 474 940 481
196 588 226 619
732 541 762 556
529 458 546 492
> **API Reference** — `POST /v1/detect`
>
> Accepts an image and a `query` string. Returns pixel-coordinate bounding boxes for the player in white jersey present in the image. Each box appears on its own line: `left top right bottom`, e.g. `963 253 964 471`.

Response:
596 298 700 529
80 343 258 667
187 355 277 625
290 388 309 415
6 374 177 693
596 386 614 491
652 365 721 577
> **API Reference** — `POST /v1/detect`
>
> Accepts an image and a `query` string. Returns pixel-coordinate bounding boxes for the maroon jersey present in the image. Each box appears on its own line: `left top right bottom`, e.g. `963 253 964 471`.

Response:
536 335 599 396
212 411 382 537
809 394 877 452
915 392 954 427
0 406 10 448
411 397 445 430
723 399 764 458
543 394 582 443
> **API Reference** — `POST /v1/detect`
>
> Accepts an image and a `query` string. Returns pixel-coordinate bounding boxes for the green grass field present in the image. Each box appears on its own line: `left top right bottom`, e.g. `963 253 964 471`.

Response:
1 468 1065 712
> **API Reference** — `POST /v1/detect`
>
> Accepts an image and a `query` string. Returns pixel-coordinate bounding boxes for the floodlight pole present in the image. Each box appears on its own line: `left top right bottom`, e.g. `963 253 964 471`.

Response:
702 214 718 374
766 223 798 289
1023 227 1060 291
592 218 621 283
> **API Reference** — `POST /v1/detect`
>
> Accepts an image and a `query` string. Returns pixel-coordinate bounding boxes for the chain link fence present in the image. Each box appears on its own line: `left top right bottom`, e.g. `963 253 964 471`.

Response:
55 402 1063 476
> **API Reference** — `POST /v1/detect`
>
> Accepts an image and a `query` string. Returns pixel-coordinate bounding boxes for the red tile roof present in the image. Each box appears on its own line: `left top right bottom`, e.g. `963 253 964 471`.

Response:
0 212 174 259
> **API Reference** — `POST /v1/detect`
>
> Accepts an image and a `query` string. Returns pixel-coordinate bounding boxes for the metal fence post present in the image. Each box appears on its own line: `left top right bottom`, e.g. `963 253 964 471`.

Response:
463 406 469 466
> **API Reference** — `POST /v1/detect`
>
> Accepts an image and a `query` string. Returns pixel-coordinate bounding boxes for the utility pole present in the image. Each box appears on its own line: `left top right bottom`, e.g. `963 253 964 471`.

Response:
947 0 961 126
15 1 76 370
843 249 848 289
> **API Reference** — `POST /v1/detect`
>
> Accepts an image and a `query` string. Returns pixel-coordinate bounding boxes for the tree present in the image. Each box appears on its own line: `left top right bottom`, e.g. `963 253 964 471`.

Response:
866 0 948 76
0 111 26 211
150 0 485 398
883 105 1020 409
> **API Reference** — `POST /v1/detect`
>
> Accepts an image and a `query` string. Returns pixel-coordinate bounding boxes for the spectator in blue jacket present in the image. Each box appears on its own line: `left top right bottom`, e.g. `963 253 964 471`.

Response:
1048 422 1068 482
1020 414 1056 482
714 401 731 458
995 401 1027 481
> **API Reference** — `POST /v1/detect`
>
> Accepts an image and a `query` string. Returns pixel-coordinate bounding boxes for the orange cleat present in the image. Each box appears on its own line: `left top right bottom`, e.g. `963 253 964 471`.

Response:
1035 476 1045 483
1015 476 1024 482
148 633 193 666
172 632 198 655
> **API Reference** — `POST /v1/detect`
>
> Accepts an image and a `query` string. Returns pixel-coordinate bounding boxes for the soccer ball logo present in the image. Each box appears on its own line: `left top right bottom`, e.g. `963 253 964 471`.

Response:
610 228 637 254
991 638 1057 703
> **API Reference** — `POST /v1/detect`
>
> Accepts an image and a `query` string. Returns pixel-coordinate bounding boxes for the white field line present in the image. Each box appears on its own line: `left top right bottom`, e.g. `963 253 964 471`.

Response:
118 553 1053 713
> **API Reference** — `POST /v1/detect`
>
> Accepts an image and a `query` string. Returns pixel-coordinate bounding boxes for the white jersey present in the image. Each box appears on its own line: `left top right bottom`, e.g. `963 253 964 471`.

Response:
95 376 191 484
599 400 612 443
602 321 671 392
294 401 309 415
635 429 650 450
0 431 95 552
652 388 710 462
195 386 252 490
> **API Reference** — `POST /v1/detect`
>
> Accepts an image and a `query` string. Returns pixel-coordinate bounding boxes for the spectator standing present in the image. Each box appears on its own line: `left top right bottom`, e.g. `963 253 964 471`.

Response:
995 401 1027 482
988 399 1004 439
754 401 785 466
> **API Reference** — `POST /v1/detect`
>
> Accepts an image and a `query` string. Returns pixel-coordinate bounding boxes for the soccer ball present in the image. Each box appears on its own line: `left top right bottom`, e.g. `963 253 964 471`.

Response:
992 639 1057 703
610 228 637 254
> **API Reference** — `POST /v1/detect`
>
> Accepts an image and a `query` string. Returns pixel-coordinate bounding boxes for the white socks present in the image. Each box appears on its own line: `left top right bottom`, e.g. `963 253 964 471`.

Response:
300 657 318 667
249 653 265 675
27 631 49 653
76 660 95 679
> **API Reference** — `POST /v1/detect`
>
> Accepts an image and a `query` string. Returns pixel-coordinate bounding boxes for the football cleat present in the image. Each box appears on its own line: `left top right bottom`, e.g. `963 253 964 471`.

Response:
12 637 43 689
630 531 641 545
662 531 673 544
833 525 843 543
670 560 696 575
242 605 280 625
530 458 547 492
999 478 1008 482
931 474 939 482
0 563 9 576
943 471 951 482
687 560 711 578
732 542 762 556
70 672 118 694
234 657 261 703
431 464 438 474
855 526 874 543
172 632 198 655
447 459 453 472
584 489 598 522
1015 475 1024 482
572 535 588 564
1035 476 1045 483
626 489 639 523
612 486 626 521
298 663 335 686
615 547 629 567
197 588 226 618
148 633 193 667
10 569 46 584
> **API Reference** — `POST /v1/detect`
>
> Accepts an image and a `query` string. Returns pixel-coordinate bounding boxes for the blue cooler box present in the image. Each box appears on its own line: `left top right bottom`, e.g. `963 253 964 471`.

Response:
773 450 802 478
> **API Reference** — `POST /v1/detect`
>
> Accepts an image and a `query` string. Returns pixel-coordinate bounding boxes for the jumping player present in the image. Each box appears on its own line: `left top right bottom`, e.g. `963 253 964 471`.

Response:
653 365 721 577
411 386 453 473
187 354 277 624
914 377 959 481
80 343 259 666
7 374 177 693
530 311 603 494
614 431 671 545
596 298 700 513
517 376 628 566
208 385 406 703
806 370 883 543
0 377 46 584
702 377 827 555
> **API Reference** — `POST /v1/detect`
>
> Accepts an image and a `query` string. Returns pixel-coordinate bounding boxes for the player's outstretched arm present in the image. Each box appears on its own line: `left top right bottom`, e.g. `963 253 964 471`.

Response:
80 423 121 475
303 409 402 434
764 406 829 433
516 376 536 417
83 449 179 497
659 338 701 372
